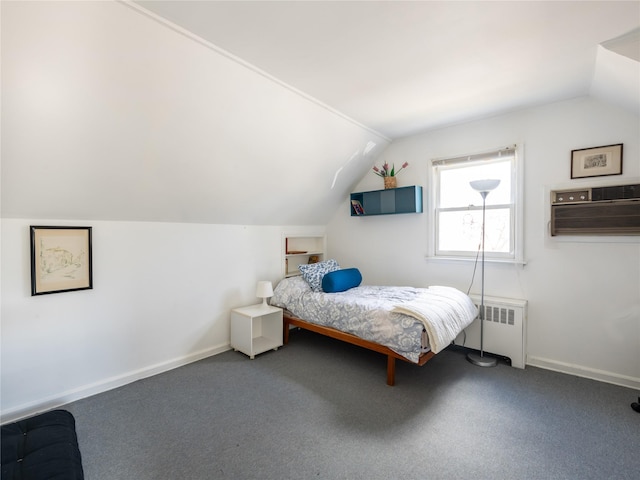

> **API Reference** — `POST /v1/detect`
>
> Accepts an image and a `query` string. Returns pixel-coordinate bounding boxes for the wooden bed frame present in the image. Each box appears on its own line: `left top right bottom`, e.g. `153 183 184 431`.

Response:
283 313 435 386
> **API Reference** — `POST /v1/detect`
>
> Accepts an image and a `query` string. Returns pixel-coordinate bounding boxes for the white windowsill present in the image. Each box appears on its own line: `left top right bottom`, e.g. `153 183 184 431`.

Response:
425 255 527 266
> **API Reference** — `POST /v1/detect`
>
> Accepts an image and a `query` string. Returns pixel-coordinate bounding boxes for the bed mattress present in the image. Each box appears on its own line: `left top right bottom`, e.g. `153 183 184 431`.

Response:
272 276 437 362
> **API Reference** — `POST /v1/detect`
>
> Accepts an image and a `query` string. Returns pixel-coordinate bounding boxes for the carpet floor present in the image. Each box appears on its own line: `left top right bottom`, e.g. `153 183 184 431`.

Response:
66 329 639 479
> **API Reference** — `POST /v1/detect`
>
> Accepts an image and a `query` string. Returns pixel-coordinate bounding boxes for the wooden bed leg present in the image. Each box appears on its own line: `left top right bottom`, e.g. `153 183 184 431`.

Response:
283 320 290 344
387 356 396 386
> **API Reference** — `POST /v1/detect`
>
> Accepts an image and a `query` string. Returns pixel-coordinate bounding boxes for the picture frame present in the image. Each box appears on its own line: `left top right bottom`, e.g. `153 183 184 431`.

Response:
30 226 93 296
571 144 623 179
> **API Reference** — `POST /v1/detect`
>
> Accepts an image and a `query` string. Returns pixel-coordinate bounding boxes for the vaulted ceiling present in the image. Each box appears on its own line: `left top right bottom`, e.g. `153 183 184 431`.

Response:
2 1 638 226
134 1 640 139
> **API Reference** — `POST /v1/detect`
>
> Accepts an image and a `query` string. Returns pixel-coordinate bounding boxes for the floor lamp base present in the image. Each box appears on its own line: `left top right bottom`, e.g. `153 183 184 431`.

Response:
467 352 497 367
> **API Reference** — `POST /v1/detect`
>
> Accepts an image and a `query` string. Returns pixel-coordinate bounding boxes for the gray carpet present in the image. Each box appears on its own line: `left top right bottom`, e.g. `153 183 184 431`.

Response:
66 329 639 479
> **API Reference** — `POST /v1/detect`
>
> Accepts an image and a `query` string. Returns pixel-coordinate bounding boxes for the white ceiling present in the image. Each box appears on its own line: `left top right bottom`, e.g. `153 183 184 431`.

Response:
134 1 640 139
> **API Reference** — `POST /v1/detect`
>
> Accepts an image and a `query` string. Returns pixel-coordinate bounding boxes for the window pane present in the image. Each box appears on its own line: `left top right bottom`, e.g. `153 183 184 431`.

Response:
439 161 511 208
438 208 511 254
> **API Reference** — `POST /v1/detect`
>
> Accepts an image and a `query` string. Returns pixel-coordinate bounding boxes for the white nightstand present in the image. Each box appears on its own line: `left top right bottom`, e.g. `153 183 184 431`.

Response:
230 304 283 359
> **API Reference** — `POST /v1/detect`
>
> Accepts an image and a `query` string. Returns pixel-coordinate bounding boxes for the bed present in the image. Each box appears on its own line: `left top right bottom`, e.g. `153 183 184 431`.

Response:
270 269 477 386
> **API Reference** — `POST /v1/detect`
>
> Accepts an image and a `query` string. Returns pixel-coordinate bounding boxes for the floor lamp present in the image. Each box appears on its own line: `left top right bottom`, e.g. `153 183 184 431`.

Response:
467 179 500 368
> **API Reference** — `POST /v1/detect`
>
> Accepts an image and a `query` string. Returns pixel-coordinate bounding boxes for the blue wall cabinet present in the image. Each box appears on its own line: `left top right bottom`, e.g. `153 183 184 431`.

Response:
350 185 423 216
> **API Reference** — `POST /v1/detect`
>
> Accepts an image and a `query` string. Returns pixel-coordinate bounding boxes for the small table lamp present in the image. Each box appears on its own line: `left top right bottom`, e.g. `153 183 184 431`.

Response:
256 281 274 307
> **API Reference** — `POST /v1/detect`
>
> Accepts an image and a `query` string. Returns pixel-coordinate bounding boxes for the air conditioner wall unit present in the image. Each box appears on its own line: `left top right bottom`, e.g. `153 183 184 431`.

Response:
550 183 640 236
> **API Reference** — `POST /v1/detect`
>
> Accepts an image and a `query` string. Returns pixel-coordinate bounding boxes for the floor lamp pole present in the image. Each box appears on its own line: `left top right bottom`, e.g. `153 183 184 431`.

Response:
467 179 499 368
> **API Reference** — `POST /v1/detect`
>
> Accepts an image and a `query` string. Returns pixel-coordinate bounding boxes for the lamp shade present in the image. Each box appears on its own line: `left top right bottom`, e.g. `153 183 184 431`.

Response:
256 281 274 306
470 179 500 193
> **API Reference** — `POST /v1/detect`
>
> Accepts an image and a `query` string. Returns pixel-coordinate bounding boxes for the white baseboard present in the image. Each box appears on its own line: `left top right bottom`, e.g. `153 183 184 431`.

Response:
527 355 640 390
1 343 231 424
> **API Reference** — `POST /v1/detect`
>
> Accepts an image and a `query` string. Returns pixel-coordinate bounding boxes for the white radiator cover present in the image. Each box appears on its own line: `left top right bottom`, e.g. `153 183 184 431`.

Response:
455 295 528 368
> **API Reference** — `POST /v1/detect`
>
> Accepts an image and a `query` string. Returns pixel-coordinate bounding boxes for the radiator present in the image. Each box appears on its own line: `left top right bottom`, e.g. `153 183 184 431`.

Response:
454 295 528 368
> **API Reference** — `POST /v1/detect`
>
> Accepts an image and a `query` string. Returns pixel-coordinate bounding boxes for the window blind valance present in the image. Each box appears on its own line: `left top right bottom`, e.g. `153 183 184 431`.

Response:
432 145 516 167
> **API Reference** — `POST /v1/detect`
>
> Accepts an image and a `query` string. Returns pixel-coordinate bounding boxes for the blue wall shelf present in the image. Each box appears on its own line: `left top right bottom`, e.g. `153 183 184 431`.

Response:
350 185 423 216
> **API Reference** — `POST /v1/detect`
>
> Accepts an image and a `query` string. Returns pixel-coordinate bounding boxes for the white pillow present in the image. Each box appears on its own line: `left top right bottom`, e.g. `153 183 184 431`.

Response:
298 259 340 292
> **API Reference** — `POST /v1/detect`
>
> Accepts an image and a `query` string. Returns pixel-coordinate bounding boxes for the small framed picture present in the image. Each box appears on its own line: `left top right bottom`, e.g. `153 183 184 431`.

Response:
571 144 623 179
30 226 93 296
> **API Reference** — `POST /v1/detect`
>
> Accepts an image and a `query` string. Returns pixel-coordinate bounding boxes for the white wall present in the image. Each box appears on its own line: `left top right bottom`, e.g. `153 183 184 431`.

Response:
1 218 324 421
328 97 640 388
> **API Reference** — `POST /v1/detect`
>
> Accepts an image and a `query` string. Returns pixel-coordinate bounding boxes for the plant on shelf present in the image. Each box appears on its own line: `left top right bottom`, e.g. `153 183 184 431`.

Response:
372 162 409 189
372 161 409 177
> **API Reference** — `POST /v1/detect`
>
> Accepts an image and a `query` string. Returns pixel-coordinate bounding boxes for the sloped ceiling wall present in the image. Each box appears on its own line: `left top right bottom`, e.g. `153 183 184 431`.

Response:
3 1 638 226
1 0 389 226
133 1 640 138
590 28 640 115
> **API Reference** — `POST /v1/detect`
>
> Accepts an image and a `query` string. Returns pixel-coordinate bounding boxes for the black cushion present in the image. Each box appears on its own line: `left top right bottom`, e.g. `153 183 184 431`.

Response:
1 409 84 480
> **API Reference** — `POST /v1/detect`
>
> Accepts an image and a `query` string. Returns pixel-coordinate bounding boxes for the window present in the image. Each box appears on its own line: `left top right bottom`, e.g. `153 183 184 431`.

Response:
431 145 522 262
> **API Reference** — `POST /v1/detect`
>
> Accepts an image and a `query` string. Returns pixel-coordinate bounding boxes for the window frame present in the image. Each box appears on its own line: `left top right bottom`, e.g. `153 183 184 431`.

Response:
428 145 524 265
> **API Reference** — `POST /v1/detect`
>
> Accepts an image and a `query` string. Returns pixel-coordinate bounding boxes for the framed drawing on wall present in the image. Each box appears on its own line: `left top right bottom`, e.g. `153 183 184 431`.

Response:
571 143 623 179
30 226 93 296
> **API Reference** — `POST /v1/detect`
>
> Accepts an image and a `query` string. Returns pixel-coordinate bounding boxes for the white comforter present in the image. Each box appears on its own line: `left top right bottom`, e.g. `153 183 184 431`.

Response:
392 286 477 353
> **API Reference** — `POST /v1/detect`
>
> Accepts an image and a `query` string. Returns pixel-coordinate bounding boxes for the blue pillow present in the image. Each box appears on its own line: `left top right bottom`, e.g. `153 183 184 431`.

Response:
298 259 340 292
322 268 362 293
